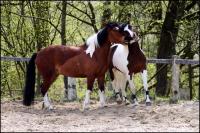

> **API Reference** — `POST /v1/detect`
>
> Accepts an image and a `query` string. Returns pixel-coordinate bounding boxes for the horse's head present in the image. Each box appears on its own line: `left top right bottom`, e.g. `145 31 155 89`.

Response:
119 23 140 44
105 22 125 44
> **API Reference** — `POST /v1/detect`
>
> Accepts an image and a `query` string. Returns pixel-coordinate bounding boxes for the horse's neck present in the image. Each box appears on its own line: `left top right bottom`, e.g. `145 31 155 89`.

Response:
128 42 141 52
95 41 110 60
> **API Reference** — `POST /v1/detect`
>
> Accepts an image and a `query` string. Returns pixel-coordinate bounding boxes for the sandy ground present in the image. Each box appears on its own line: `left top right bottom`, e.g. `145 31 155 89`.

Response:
1 100 199 132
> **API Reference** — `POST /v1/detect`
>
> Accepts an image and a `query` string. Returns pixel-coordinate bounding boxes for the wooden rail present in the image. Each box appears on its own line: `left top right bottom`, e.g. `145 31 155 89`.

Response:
1 56 30 62
1 56 199 65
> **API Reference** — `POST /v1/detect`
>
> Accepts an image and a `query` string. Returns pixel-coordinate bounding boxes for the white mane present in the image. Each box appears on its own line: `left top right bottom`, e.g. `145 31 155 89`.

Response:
85 33 99 58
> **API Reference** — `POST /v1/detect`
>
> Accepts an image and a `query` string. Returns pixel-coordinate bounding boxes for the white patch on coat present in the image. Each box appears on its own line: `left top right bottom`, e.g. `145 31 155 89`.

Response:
124 25 134 37
85 34 99 58
43 93 53 110
112 44 129 74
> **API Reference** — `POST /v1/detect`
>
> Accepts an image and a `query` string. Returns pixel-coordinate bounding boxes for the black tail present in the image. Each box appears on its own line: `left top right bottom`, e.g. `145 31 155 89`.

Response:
23 53 37 106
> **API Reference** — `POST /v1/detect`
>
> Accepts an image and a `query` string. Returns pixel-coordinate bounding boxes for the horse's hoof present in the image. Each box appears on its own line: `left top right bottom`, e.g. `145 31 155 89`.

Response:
146 102 151 106
125 100 130 105
131 100 139 107
132 102 139 107
100 102 106 108
82 103 90 111
116 100 122 104
44 106 54 111
100 104 107 108
42 102 54 110
82 106 89 112
125 102 130 105
48 106 54 110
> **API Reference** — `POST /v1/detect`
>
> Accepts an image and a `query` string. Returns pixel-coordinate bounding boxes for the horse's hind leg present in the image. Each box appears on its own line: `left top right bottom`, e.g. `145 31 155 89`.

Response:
141 70 151 106
40 73 58 110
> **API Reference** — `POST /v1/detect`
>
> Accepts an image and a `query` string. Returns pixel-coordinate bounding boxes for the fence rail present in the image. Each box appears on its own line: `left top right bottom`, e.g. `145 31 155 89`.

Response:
147 58 199 65
1 56 30 62
1 56 199 65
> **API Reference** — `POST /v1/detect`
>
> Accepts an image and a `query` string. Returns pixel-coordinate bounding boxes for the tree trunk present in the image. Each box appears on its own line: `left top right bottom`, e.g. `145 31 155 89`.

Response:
61 1 76 101
60 1 69 101
32 1 50 95
156 1 186 96
187 41 194 100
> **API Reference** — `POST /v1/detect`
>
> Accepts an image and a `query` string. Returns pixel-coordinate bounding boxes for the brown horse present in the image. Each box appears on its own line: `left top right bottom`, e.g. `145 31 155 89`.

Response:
23 22 130 110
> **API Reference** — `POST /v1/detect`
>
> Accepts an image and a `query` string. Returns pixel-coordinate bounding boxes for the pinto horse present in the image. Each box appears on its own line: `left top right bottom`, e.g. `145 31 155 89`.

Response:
109 26 151 106
23 22 131 110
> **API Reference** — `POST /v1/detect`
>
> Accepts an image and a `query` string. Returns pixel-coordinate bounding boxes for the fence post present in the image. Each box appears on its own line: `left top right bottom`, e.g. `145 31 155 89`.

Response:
170 55 180 103
67 77 77 101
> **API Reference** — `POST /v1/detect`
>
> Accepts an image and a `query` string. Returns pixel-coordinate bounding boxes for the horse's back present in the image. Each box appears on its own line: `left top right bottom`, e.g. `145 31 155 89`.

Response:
35 45 84 76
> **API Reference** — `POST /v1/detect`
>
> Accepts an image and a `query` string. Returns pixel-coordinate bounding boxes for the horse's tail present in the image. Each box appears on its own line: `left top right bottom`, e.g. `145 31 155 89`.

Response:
23 53 37 106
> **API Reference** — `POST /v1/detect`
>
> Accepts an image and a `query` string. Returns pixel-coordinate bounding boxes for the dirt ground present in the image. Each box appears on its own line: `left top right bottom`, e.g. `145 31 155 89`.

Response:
1 100 199 132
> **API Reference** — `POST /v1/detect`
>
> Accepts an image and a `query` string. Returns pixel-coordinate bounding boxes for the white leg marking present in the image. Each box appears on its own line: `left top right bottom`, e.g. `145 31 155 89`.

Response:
43 93 53 110
126 75 138 106
141 70 151 103
99 90 106 107
83 90 91 110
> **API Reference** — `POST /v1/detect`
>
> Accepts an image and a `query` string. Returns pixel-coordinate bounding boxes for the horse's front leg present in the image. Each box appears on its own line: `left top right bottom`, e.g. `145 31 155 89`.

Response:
141 70 151 106
83 76 95 110
97 76 106 108
111 69 122 104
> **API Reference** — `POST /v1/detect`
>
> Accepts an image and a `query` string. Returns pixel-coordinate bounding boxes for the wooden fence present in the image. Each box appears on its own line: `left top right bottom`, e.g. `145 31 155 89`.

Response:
1 55 199 103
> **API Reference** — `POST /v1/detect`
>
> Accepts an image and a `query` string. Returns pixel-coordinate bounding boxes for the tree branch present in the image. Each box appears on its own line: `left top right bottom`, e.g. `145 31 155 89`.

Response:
185 0 197 11
66 2 92 20
9 11 61 34
66 12 93 26
181 10 200 20
88 1 98 32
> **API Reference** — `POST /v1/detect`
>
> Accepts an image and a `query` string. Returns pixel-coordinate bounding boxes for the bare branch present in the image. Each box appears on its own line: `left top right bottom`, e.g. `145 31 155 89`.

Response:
9 11 61 34
66 2 92 20
88 1 98 32
66 12 93 26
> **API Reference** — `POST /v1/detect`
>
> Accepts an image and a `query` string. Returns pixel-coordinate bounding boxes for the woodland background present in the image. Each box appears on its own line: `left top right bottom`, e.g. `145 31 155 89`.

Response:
1 1 199 102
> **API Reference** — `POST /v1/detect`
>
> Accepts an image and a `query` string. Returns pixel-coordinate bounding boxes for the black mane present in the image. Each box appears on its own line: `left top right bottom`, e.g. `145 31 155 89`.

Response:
97 27 108 46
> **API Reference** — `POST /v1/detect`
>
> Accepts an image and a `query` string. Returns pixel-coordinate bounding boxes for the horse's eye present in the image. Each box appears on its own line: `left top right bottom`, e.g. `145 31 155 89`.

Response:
123 31 130 36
